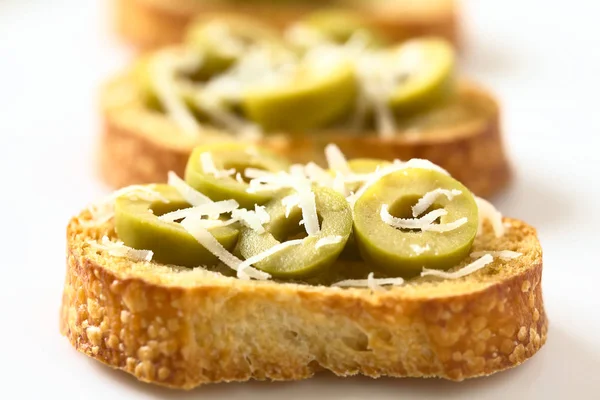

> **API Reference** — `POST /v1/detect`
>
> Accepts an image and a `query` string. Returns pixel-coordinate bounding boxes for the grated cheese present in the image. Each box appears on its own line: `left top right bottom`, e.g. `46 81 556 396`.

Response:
421 217 467 232
304 162 334 187
237 239 304 272
332 272 405 290
412 189 462 217
325 143 351 175
281 193 301 218
380 205 446 229
315 235 343 249
86 185 168 226
421 254 493 279
87 236 153 262
168 171 212 206
231 206 270 234
476 197 504 237
181 217 270 280
470 250 522 260
159 199 239 222
200 152 235 179
150 49 203 136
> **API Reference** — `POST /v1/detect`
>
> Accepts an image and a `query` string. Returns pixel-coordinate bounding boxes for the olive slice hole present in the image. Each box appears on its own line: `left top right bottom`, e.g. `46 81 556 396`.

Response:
271 212 324 242
388 195 443 232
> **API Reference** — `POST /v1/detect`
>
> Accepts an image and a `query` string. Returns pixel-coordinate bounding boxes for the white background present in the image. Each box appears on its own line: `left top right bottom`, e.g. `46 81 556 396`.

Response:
1 0 599 398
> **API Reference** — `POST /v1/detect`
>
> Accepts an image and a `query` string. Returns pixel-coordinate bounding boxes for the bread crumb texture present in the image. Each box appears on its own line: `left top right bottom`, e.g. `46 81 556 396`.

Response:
60 212 546 389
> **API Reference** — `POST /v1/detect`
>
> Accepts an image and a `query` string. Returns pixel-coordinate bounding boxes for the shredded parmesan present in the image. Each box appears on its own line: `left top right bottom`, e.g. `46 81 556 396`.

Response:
86 185 168 225
304 162 334 187
159 200 239 222
412 189 462 217
238 239 304 272
231 206 270 234
421 254 494 279
421 217 468 232
150 49 203 136
87 236 153 262
281 194 301 218
325 144 351 175
476 197 504 237
315 235 343 249
200 152 235 179
332 272 405 290
470 250 521 260
168 171 212 206
254 205 270 223
181 218 270 280
380 205 446 229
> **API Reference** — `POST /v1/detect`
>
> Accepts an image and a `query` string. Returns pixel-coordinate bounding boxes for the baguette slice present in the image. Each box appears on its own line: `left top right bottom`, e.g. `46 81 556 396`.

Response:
114 0 460 51
99 74 510 197
60 210 546 389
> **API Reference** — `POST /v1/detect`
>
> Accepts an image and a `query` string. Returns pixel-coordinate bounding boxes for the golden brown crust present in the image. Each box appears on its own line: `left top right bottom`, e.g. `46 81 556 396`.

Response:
99 73 511 198
113 0 459 51
60 212 547 389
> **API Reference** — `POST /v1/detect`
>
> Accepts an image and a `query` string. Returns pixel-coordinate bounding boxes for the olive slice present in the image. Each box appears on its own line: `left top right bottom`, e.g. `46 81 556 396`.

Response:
336 158 391 260
237 187 352 279
132 54 195 112
114 184 239 267
388 38 456 115
241 56 357 132
353 168 478 277
185 15 286 80
184 143 290 208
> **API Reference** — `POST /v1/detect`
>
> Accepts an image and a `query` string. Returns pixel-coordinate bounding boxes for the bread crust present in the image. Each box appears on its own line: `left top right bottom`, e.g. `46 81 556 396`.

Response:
60 212 547 389
114 0 459 51
99 74 511 198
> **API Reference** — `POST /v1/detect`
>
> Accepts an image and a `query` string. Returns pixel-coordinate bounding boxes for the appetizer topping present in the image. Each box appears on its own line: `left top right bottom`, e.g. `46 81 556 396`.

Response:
185 143 290 208
421 254 494 279
87 236 154 263
138 16 457 138
167 171 213 206
86 184 168 225
181 217 270 280
237 188 352 279
353 168 479 277
332 273 405 290
98 144 512 284
114 185 239 267
476 197 505 237
470 250 522 260
231 205 270 234
150 49 204 136
412 188 462 217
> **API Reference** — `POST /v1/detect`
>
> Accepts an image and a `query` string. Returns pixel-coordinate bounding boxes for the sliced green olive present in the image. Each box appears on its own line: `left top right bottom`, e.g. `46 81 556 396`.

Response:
114 184 239 267
388 38 456 116
184 143 290 208
353 168 478 277
241 59 357 132
185 15 286 80
133 52 206 120
301 9 384 46
237 187 352 279
333 158 391 260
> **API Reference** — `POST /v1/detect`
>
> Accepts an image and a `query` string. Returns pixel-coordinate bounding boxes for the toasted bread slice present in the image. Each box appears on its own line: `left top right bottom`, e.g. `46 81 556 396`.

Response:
114 0 460 51
99 72 510 197
60 209 546 389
